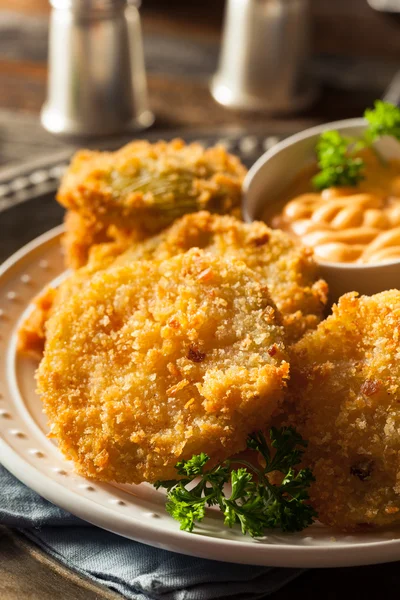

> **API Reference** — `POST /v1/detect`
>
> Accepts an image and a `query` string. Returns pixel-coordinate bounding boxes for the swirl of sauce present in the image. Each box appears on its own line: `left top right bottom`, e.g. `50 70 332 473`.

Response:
267 153 400 264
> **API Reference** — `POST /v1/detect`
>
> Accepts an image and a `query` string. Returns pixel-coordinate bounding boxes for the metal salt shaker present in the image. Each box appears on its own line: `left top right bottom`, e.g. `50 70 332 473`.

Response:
41 0 154 138
211 0 317 114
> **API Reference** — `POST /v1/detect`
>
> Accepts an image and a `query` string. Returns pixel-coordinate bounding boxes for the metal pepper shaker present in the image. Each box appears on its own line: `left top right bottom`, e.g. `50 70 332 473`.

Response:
41 0 154 138
211 0 317 114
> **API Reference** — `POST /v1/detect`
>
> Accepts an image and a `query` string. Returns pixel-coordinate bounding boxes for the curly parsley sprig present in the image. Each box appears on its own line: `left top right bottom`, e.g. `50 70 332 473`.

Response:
154 427 317 537
364 100 400 142
312 101 400 190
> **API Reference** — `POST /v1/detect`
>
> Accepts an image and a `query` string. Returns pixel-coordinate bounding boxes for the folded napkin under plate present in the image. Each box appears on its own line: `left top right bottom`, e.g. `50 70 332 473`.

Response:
0 465 302 600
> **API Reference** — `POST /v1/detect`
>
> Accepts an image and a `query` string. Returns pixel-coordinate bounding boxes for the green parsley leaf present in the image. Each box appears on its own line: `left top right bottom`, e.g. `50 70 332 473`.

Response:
312 101 400 190
175 452 210 477
312 131 365 190
154 427 317 537
364 100 400 142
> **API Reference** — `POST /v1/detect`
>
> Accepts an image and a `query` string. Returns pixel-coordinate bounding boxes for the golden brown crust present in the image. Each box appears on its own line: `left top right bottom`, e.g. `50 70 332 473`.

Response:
36 248 289 484
62 212 110 270
62 211 142 269
110 212 328 343
283 290 400 530
17 287 57 358
19 213 327 357
58 139 246 237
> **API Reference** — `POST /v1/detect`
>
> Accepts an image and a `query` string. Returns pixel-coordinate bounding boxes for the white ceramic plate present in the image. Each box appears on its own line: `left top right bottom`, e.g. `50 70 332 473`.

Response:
2 227 400 568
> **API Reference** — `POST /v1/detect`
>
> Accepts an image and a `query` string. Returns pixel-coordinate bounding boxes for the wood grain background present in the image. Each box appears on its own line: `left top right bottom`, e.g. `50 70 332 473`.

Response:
0 0 400 167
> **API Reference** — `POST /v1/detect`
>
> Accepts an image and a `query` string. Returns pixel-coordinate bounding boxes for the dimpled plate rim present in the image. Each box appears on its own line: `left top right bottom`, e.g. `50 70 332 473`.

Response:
1 226 400 568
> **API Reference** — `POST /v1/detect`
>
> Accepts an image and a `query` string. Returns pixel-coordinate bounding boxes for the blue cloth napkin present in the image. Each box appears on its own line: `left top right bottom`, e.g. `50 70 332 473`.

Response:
0 464 303 600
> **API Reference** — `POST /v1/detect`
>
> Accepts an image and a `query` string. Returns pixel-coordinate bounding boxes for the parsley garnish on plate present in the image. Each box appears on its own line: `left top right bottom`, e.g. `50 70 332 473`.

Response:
312 100 400 191
154 427 317 537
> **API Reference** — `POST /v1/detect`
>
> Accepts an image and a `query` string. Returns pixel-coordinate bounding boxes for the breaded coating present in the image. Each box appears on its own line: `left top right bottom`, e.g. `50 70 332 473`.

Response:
58 139 246 267
284 290 400 530
62 211 114 270
17 240 120 358
17 287 57 358
19 213 327 356
112 212 328 343
62 211 140 270
36 248 289 484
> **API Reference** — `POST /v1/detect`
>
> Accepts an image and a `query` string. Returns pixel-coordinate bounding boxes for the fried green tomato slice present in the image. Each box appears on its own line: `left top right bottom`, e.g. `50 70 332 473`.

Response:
18 211 327 357
57 139 246 236
36 248 289 484
284 290 400 530
107 212 328 343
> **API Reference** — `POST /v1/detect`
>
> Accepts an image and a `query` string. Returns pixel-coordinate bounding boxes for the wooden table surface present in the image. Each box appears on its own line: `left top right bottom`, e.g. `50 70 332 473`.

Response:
1 1 400 598
1 0 400 168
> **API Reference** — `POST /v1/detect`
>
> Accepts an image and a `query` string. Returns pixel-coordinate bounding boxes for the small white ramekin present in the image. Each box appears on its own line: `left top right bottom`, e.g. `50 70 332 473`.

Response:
243 118 400 302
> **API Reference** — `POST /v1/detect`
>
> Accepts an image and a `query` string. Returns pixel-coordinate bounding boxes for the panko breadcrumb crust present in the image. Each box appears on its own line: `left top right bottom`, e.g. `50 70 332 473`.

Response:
18 213 328 356
17 287 57 358
109 212 328 343
58 139 246 268
61 211 120 271
282 290 400 530
36 248 289 484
